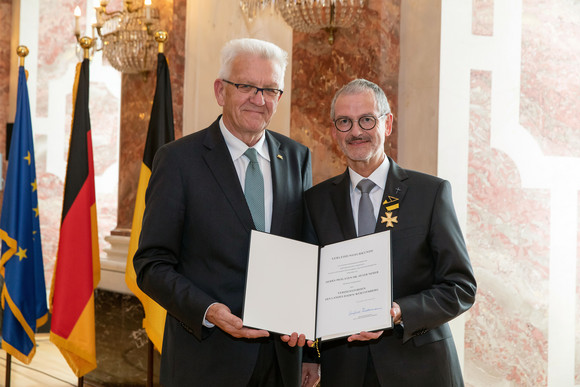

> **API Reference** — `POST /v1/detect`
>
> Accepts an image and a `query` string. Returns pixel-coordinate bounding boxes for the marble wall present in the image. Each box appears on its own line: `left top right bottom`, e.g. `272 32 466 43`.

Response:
290 0 401 184
439 0 580 385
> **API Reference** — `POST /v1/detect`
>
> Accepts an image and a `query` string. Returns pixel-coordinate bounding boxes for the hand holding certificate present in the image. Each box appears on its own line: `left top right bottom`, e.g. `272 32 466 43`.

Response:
242 230 393 341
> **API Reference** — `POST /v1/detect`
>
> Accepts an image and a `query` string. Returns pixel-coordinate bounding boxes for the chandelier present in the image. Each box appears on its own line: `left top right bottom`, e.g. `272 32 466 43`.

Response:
240 0 368 44
74 0 163 74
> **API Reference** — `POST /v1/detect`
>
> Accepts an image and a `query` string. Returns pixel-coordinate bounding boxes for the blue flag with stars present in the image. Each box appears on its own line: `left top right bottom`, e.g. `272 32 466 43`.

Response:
0 65 48 364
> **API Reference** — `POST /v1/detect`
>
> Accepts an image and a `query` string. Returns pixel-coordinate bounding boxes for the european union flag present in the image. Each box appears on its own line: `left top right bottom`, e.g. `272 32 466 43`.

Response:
0 65 48 364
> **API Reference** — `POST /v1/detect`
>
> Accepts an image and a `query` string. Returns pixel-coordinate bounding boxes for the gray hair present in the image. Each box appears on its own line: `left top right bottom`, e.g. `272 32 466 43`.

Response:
330 79 391 120
218 38 288 89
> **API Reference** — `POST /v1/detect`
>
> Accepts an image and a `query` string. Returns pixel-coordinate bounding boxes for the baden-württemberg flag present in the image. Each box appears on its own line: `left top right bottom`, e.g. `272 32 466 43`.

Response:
0 65 48 364
49 58 100 377
126 52 174 352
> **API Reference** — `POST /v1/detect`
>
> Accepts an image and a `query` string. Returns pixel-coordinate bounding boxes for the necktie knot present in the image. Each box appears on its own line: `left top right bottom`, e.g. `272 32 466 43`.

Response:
244 148 259 164
357 179 376 194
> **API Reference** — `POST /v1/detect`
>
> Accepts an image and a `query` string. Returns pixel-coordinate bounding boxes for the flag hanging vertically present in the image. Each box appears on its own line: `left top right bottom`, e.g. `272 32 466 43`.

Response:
126 52 174 352
0 64 48 364
49 58 100 377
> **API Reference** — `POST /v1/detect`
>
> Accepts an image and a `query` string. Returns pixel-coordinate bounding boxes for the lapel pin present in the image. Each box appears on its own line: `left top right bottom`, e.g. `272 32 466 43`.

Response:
395 187 401 194
277 154 283 160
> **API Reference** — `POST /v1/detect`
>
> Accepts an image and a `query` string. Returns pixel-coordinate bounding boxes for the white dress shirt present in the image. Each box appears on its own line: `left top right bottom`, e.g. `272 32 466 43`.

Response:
348 155 390 236
219 118 273 233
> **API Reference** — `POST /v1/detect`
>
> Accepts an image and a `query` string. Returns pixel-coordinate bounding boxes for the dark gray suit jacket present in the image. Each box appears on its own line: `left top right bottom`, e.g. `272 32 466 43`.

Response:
304 157 476 387
134 117 312 386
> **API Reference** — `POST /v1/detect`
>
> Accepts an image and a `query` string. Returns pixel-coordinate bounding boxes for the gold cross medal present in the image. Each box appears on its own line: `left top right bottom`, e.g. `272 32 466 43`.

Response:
381 196 399 228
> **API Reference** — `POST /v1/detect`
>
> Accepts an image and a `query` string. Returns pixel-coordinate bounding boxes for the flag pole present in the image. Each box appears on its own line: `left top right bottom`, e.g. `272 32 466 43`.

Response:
79 39 93 387
5 353 11 387
147 339 154 387
3 44 30 387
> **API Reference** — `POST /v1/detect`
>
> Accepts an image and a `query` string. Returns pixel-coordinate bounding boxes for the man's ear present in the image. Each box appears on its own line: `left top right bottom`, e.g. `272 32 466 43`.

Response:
214 79 225 106
385 113 394 136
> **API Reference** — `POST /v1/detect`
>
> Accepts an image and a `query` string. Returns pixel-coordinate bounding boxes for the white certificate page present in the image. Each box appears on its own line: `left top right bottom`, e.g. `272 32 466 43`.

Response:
316 231 392 341
243 231 319 340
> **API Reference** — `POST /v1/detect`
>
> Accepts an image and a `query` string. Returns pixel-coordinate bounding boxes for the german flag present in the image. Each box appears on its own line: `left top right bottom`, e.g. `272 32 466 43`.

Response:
125 53 174 352
49 58 100 377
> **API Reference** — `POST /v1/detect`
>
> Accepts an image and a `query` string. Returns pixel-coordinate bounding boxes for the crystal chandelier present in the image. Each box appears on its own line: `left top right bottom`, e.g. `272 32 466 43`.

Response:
240 0 368 44
75 0 163 74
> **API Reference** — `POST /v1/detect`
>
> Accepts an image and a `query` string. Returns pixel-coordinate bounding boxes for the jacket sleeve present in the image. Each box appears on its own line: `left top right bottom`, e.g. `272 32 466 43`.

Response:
133 145 216 340
396 180 477 343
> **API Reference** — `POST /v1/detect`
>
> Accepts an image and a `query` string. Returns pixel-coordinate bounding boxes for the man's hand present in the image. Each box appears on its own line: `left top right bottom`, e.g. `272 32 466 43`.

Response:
206 303 269 339
281 332 307 347
346 301 403 342
391 301 402 324
301 362 320 387
347 330 384 342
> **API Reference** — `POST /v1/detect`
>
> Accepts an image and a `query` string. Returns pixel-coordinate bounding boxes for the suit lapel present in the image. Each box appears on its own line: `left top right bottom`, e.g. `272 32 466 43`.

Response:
267 132 288 235
202 119 254 231
375 157 408 232
331 170 358 240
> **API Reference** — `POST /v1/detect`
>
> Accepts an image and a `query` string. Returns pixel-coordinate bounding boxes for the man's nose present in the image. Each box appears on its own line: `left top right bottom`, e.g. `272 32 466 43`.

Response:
249 89 266 105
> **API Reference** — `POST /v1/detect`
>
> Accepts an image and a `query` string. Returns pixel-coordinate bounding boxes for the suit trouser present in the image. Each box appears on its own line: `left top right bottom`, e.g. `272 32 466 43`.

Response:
247 340 283 387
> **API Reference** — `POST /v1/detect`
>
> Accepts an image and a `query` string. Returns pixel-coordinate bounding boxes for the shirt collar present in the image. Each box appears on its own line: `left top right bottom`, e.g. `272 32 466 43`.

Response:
219 117 270 161
348 155 390 192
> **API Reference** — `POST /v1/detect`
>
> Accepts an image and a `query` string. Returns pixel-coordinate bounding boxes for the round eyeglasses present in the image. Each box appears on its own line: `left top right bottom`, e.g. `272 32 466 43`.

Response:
334 114 387 132
222 79 283 99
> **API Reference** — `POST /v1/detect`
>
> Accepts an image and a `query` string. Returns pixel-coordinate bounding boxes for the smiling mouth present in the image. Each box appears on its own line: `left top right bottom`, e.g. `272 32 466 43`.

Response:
244 109 265 115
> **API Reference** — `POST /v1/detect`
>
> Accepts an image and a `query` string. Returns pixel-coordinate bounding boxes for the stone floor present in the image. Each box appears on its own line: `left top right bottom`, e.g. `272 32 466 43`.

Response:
0 289 161 386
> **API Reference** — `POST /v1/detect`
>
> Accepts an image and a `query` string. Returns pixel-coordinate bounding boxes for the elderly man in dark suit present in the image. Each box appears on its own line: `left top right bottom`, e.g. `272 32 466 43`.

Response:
134 38 312 387
304 79 477 386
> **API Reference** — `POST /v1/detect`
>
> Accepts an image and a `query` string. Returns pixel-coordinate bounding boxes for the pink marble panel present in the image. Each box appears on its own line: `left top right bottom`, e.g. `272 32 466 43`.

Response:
37 0 78 118
290 0 400 184
520 0 580 158
472 0 494 36
465 69 550 386
0 1 11 211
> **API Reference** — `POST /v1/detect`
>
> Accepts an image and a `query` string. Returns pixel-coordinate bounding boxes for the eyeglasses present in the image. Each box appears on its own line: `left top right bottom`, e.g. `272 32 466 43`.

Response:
222 79 284 99
333 114 386 132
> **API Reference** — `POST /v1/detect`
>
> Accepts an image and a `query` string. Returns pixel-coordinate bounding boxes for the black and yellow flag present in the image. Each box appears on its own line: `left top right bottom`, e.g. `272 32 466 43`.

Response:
126 53 174 352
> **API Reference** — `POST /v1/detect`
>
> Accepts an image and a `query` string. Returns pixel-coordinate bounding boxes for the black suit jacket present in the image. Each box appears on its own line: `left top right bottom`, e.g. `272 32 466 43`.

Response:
134 117 312 386
304 157 476 387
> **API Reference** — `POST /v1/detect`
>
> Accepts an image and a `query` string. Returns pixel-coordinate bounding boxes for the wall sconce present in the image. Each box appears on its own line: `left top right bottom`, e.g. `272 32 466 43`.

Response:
240 0 368 45
74 0 163 74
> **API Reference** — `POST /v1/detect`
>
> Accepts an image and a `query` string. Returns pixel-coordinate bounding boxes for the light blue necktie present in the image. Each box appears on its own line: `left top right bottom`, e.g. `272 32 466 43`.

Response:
357 179 376 236
244 148 265 232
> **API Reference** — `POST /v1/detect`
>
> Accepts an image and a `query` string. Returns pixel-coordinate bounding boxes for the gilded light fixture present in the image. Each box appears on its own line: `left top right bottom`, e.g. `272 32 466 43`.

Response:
74 0 163 74
239 0 368 44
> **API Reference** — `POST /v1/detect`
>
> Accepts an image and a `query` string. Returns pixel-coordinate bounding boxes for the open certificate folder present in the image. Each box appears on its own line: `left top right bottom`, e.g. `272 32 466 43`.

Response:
242 230 393 341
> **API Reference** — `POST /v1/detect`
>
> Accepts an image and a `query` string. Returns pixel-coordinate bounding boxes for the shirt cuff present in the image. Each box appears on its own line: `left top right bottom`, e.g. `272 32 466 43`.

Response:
202 302 219 328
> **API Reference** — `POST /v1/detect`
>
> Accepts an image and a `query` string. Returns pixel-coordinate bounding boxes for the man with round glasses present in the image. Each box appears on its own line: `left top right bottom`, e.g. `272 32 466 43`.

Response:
304 79 476 386
134 38 313 386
